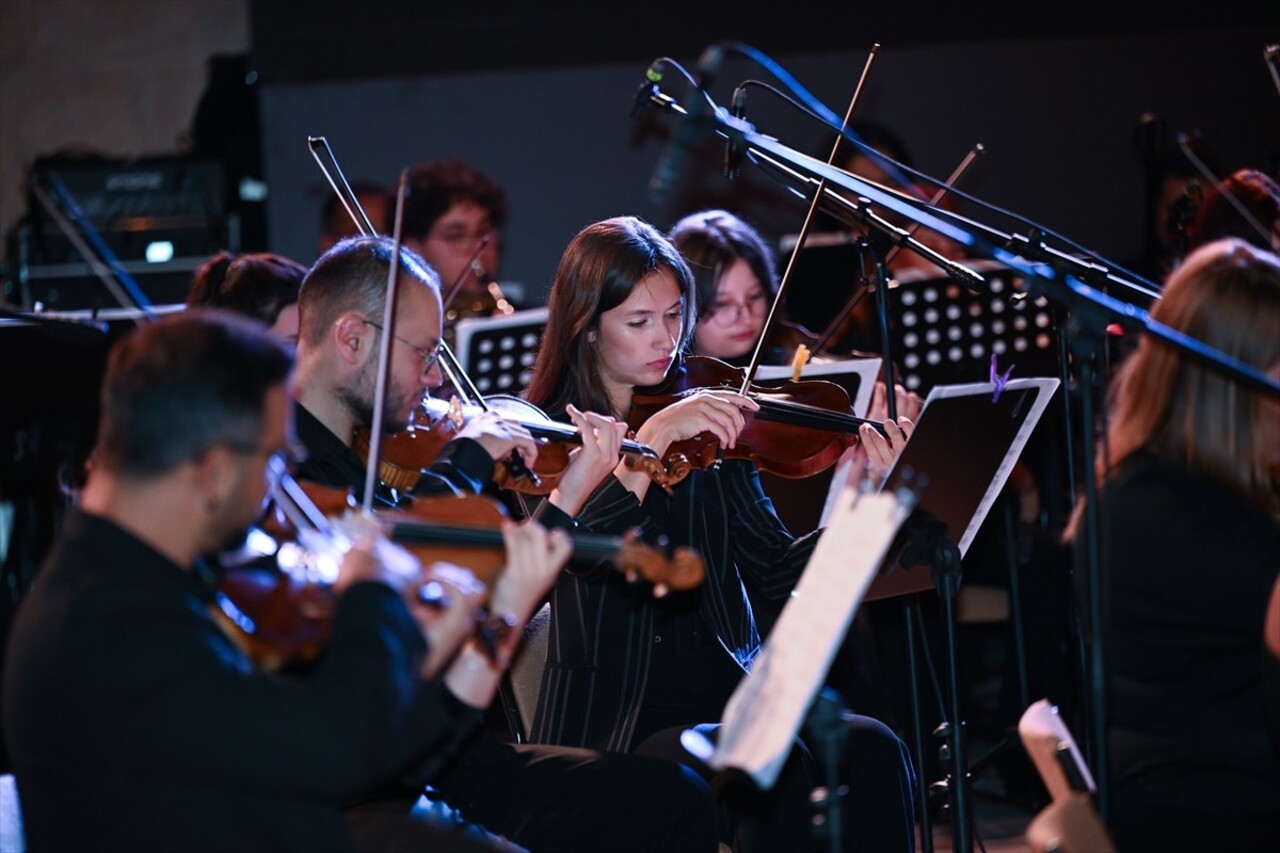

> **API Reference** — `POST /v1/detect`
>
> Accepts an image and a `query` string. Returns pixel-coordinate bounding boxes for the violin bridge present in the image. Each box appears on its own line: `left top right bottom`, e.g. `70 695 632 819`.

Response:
446 397 466 429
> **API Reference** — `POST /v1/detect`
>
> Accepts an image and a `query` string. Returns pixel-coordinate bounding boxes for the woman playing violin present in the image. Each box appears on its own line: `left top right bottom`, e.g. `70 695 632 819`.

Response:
522 215 918 853
286 234 721 853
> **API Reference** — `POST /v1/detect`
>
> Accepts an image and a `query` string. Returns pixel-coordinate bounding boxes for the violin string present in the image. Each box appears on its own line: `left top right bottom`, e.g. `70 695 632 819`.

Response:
752 396 865 431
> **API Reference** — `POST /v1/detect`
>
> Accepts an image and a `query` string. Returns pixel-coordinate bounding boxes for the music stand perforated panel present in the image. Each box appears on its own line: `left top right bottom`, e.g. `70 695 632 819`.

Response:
452 307 548 396
891 259 1059 393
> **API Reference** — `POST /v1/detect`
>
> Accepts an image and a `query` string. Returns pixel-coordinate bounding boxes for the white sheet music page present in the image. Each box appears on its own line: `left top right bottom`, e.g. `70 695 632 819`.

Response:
702 485 915 789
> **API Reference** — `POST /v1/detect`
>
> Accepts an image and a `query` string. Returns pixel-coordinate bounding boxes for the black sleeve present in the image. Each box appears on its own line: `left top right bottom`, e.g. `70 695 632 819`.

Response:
411 438 495 498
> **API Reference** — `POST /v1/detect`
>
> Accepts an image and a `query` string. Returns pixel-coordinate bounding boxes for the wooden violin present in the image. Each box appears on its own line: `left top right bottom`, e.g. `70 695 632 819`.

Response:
627 354 888 486
354 394 668 496
214 474 705 671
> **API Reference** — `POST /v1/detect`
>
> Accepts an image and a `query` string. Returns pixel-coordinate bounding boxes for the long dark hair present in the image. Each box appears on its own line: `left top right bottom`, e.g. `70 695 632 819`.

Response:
524 216 696 418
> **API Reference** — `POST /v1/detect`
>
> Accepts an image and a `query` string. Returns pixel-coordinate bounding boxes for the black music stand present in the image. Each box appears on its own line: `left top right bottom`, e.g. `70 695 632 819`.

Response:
777 245 1059 395
452 307 548 397
871 376 1061 851
886 260 1059 394
680 486 919 853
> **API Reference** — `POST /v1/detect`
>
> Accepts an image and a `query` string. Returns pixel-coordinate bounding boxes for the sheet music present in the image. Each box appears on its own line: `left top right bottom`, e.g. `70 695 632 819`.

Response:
692 486 915 789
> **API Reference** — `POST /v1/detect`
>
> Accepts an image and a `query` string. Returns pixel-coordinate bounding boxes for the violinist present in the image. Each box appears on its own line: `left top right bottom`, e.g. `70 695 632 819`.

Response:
292 234 542 505
1 309 557 852
521 215 918 853
290 235 720 853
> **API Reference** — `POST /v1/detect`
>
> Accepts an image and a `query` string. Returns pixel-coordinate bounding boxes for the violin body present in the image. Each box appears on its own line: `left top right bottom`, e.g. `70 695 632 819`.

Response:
355 394 664 496
628 355 875 483
215 480 705 671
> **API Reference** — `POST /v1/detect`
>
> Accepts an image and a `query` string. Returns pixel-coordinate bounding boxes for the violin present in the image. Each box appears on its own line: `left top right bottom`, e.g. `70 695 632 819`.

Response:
626 354 888 486
215 471 705 671
354 394 668 496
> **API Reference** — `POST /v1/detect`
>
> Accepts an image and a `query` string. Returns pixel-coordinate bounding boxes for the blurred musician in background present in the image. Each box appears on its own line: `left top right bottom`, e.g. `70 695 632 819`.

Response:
1188 167 1280 254
186 250 307 343
669 208 817 368
669 207 921 420
317 180 389 256
1065 237 1280 850
401 158 517 347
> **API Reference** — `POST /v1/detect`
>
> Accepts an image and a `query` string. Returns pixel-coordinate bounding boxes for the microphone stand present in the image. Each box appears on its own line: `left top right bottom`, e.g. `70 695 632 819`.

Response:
638 77 1280 833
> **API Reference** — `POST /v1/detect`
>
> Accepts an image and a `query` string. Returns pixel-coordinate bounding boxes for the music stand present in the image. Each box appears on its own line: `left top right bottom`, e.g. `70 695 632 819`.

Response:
862 376 1061 851
452 306 548 396
777 244 1058 394
889 260 1059 394
684 485 917 839
864 376 1061 600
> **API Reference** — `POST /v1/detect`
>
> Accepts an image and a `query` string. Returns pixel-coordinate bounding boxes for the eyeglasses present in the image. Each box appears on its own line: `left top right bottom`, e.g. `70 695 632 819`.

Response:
427 227 494 257
360 319 441 374
705 292 768 327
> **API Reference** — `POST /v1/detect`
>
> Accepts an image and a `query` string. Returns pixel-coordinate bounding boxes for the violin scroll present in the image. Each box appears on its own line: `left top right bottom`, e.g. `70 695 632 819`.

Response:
612 528 704 597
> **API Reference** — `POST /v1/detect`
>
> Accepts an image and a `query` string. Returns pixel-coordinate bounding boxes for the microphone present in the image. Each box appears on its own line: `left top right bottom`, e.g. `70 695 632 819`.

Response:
632 59 664 119
723 85 747 181
649 44 725 205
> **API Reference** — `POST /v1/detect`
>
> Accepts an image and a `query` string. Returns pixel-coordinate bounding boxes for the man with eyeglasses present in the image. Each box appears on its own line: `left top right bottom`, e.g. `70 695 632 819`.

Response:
2 309 578 851
402 158 519 341
289 235 720 852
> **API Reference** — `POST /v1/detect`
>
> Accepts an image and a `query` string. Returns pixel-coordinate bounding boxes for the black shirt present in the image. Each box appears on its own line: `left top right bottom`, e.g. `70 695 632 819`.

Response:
2 509 482 852
293 401 494 504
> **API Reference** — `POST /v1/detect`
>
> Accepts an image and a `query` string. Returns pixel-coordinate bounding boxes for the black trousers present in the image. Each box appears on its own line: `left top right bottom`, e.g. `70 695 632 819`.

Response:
431 730 720 853
634 716 917 853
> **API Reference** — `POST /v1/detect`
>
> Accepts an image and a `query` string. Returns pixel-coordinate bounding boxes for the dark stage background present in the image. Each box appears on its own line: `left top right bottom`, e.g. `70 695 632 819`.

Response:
248 2 1276 307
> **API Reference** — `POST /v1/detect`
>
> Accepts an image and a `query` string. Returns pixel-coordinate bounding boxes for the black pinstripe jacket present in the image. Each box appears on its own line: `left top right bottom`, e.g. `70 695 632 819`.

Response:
528 458 822 752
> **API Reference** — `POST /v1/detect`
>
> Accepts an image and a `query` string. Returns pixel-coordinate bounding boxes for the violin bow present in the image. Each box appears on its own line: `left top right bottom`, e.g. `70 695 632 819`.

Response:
739 44 880 394
361 168 410 514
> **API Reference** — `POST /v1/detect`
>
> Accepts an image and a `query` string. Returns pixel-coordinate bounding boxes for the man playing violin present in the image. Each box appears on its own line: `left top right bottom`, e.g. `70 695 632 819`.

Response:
293 234 625 517
1 309 584 852
289 235 720 852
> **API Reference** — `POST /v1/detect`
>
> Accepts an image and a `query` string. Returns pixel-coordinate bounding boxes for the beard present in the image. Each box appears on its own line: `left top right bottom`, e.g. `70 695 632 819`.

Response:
336 357 418 435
